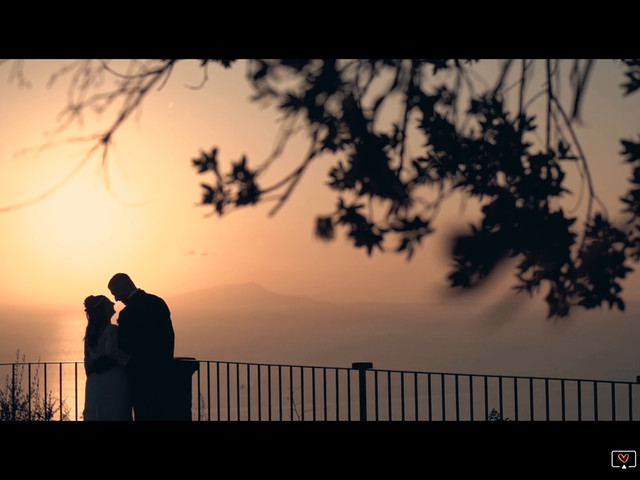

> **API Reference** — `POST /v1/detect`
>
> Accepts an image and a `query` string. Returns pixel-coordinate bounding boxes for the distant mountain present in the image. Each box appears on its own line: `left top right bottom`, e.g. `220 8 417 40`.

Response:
168 281 330 311
167 281 451 369
166 282 640 382
167 281 441 330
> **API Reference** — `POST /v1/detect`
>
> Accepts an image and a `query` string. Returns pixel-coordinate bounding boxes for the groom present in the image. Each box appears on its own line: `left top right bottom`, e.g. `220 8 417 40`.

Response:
108 273 175 421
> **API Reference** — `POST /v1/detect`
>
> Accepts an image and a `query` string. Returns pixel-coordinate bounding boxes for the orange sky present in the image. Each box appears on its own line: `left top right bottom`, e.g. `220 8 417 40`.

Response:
1 59 639 312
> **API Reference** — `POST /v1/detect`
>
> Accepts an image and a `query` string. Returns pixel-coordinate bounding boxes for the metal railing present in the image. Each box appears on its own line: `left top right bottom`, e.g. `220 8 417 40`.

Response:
193 361 640 421
1 359 639 421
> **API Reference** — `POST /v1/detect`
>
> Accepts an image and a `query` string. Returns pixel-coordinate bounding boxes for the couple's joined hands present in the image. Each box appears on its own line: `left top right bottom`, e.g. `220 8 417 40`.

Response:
92 355 136 374
92 356 115 374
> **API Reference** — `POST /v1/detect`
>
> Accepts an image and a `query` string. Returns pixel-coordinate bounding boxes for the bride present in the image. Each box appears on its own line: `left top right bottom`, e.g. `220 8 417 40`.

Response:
83 294 132 421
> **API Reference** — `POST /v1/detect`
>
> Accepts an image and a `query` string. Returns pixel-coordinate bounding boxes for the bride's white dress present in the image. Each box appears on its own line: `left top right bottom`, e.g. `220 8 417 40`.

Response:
83 324 132 421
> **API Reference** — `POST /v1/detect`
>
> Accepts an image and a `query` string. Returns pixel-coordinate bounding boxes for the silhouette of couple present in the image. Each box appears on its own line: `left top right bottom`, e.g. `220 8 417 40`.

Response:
83 273 175 421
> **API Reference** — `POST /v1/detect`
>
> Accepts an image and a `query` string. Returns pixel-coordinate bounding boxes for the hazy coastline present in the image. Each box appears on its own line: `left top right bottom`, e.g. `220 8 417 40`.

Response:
0 282 638 383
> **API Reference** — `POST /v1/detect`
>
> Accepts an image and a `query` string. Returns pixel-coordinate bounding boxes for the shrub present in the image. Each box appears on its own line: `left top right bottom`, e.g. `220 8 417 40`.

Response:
487 408 511 421
0 351 69 421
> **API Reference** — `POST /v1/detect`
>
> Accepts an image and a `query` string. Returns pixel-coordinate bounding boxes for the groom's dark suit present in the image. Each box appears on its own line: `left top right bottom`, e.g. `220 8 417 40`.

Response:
117 289 175 421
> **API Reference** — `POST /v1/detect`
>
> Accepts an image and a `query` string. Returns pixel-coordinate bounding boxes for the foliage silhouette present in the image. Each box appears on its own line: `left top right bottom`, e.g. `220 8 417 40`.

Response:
3 59 640 318
0 351 70 421
487 408 510 421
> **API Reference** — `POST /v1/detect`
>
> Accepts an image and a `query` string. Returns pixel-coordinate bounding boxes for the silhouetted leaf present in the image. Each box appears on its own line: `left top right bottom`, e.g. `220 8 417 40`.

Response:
621 59 640 95
315 216 334 241
621 139 640 163
192 148 219 174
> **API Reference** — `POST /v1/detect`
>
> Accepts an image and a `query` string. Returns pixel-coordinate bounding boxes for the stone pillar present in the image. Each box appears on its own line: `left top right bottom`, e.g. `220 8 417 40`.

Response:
352 362 373 421
166 357 199 421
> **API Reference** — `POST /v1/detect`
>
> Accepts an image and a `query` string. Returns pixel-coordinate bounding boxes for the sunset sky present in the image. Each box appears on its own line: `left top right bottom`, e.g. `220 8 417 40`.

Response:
1 58 639 313
3 59 640 447
0 59 444 309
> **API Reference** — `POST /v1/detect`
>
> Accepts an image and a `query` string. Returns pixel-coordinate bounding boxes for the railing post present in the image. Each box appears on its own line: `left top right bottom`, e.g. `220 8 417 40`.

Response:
352 362 373 421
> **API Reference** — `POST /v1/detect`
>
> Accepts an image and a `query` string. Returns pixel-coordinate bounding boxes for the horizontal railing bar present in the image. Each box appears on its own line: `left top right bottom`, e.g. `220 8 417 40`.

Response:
2 360 637 386
5 362 639 388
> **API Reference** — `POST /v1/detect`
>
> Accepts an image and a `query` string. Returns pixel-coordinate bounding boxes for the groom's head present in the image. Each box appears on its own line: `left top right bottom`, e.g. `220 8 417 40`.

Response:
108 273 137 304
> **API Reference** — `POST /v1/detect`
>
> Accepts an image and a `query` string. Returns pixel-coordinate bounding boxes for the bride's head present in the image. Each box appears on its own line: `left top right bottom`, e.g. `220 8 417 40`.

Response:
83 295 116 346
84 295 115 316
